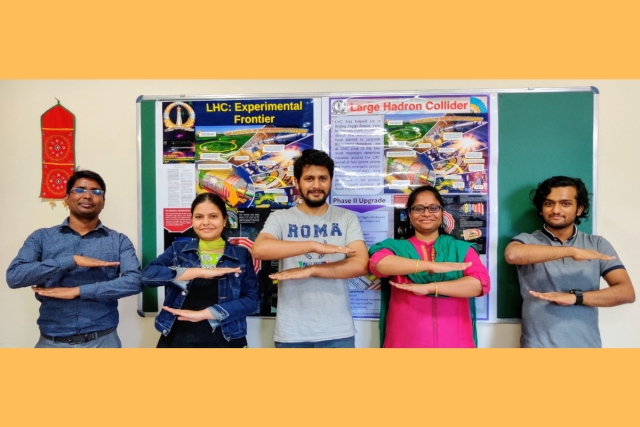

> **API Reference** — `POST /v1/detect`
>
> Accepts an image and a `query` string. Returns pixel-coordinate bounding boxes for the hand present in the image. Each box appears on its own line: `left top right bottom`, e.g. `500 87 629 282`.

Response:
529 290 577 306
162 306 214 322
424 261 472 274
390 280 432 295
74 255 120 268
312 242 356 256
199 267 242 279
571 248 615 262
269 267 313 281
32 286 80 299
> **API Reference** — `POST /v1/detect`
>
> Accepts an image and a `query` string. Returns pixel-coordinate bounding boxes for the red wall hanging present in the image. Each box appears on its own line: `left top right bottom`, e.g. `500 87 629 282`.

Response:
40 99 75 200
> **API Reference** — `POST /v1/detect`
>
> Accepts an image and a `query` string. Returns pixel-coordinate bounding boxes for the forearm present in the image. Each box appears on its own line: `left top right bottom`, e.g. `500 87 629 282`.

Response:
80 272 142 300
6 255 76 288
504 243 576 265
309 257 368 279
427 276 483 298
252 238 319 260
584 283 635 307
213 294 259 322
175 268 210 281
375 255 443 276
141 246 184 288
81 244 142 300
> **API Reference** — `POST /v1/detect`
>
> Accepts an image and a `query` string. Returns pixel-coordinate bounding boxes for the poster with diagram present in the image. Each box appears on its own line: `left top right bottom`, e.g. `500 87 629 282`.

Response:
155 98 320 316
326 94 491 320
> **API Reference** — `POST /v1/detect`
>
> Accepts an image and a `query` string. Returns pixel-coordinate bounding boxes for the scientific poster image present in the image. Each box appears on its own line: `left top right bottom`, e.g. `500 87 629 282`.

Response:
160 99 317 210
327 94 491 320
154 97 321 317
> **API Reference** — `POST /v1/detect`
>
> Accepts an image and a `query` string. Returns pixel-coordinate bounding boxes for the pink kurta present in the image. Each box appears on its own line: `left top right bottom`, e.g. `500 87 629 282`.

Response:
369 236 490 348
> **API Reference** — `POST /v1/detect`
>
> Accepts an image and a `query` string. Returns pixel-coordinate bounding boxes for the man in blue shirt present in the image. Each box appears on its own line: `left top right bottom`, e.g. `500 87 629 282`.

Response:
6 170 142 347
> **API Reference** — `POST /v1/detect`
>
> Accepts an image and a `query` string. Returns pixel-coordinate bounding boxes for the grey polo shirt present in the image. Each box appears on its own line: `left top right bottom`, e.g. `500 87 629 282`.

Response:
512 226 625 348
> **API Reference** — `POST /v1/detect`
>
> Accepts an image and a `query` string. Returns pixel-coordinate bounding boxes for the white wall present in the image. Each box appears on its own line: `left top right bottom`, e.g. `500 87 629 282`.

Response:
0 80 636 348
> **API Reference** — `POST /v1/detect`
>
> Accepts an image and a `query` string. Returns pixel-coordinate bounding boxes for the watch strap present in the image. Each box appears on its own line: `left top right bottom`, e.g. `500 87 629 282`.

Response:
569 289 584 305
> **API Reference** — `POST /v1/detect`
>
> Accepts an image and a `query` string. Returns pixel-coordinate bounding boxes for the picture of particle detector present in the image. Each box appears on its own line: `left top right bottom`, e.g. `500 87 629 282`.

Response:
385 156 436 193
196 162 255 208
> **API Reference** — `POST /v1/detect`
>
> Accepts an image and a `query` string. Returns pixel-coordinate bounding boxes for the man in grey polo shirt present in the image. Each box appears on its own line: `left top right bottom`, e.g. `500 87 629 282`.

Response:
504 176 634 347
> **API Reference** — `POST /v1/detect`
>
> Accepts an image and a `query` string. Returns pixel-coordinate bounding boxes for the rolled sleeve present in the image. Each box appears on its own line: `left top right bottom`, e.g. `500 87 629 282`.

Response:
463 248 490 295
206 307 223 331
368 248 395 278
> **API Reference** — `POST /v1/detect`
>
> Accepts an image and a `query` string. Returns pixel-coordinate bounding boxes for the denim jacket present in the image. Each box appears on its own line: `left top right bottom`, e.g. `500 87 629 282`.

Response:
141 239 259 341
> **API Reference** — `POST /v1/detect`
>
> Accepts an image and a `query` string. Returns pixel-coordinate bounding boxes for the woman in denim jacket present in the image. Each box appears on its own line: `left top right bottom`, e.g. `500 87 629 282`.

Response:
142 193 259 347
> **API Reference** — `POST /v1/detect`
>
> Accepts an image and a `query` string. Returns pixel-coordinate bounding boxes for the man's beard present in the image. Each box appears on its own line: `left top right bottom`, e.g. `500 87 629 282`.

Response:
301 191 328 208
544 217 574 230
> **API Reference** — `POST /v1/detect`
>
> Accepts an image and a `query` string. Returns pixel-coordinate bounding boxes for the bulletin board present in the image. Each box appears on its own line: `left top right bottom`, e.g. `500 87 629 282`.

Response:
136 87 597 321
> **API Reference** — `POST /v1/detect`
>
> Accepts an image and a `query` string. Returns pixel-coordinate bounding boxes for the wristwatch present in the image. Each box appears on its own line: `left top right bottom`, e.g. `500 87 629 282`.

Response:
569 289 583 305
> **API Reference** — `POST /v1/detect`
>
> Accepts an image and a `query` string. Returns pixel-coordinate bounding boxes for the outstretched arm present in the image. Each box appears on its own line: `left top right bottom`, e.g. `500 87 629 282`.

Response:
504 241 615 265
530 268 635 307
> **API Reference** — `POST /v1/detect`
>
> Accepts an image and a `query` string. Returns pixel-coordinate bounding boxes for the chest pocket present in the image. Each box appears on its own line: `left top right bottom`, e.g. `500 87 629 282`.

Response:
77 235 121 281
217 265 242 300
176 253 200 268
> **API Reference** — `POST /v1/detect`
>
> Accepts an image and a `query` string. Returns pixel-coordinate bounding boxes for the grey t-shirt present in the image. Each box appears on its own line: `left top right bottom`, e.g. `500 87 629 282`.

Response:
260 204 364 343
513 226 625 348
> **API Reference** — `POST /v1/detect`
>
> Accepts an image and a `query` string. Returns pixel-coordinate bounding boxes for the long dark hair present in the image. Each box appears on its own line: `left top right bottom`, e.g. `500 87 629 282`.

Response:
405 185 447 237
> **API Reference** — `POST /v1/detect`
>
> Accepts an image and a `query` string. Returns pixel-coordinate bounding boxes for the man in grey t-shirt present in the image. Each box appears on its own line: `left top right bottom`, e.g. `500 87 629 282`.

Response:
505 176 634 347
253 149 369 347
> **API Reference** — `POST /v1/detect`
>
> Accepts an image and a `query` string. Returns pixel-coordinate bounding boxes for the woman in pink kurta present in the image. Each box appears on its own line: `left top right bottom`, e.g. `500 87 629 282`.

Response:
369 186 490 348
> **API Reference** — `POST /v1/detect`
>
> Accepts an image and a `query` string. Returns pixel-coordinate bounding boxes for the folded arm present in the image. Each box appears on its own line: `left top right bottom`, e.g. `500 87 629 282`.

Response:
390 276 483 298
504 241 615 265
268 240 369 281
6 233 76 288
77 235 142 300
530 268 635 307
373 255 471 276
374 247 488 298
252 232 355 260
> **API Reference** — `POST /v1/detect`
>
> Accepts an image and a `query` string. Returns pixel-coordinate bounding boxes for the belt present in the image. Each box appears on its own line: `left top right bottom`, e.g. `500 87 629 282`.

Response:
40 327 117 345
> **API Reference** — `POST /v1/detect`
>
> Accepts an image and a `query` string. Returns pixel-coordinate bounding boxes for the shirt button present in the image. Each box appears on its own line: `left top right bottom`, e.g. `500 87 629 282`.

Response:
162 329 167 335
181 291 186 295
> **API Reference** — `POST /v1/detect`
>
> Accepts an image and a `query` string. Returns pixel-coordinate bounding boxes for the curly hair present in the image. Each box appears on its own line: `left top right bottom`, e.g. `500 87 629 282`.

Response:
530 176 590 225
293 149 334 181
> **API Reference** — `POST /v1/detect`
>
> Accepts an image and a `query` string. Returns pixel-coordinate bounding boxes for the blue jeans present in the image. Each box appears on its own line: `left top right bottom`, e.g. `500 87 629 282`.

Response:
35 330 122 348
274 336 355 348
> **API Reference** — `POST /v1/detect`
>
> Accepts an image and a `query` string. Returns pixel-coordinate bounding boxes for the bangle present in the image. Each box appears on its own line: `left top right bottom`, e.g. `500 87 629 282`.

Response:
434 282 438 298
414 260 420 274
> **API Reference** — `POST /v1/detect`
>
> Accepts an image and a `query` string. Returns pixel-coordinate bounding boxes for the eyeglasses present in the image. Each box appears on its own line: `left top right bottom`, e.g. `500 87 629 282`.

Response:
70 187 104 197
409 204 443 214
